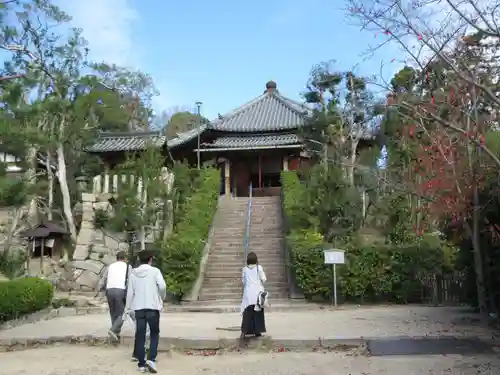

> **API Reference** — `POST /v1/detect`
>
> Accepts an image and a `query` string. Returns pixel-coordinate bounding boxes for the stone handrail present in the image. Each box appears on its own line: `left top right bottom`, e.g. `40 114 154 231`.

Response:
92 168 174 198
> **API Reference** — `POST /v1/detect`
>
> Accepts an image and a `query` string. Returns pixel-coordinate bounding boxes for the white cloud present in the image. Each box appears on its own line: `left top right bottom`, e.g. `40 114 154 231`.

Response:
54 0 171 113
54 0 139 67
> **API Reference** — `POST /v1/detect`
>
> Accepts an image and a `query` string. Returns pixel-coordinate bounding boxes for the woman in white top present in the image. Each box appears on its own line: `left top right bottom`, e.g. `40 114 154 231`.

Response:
240 252 267 338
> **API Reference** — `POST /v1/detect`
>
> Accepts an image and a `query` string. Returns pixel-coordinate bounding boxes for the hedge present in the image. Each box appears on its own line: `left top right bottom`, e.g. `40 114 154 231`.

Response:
287 230 444 302
0 277 54 322
281 170 445 303
158 167 220 297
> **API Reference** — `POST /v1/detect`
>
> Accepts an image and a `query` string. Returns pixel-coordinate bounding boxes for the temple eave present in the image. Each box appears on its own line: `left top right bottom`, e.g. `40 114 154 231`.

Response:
194 144 302 152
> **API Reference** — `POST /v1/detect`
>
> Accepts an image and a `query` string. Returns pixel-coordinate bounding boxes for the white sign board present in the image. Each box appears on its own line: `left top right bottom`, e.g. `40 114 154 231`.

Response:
324 249 345 264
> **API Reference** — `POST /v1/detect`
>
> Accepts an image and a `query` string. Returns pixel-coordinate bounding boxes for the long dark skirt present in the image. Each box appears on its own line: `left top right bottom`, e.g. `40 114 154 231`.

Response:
241 305 266 335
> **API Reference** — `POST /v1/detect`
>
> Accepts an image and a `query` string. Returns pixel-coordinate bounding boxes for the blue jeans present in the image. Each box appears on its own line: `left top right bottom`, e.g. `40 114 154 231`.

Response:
134 309 160 367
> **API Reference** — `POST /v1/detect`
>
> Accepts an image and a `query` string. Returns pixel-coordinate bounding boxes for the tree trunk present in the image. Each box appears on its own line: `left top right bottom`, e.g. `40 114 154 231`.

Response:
26 147 38 226
46 152 54 221
348 142 357 186
472 146 487 316
2 207 22 256
56 143 77 260
472 176 486 316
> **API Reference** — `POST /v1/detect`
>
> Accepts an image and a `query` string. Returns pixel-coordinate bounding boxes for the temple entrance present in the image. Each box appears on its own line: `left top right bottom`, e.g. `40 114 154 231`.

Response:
228 153 283 197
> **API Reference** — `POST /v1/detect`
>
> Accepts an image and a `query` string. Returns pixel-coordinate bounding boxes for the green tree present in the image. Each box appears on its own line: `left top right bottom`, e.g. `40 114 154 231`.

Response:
0 1 162 261
164 107 208 139
104 145 173 253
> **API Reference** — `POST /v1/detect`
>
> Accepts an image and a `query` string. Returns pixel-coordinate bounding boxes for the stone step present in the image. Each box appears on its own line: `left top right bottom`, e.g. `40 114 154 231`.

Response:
211 229 246 234
205 271 287 279
201 196 288 301
251 211 282 215
205 265 286 274
248 229 283 233
245 248 283 253
200 285 289 296
214 211 247 216
217 214 246 218
217 209 248 214
199 290 289 301
205 265 285 272
206 253 283 260
247 238 284 244
208 251 283 257
251 212 282 216
210 246 282 252
202 284 288 295
212 235 283 241
207 251 283 257
247 243 284 248
207 253 283 260
201 284 289 294
215 213 247 217
202 278 288 287
252 198 281 203
210 240 245 246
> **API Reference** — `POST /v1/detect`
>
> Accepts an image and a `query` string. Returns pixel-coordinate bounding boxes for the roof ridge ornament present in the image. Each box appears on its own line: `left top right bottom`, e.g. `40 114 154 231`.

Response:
264 80 277 94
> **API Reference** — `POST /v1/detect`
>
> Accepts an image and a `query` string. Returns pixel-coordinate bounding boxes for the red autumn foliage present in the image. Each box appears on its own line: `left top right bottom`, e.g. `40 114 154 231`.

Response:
392 60 493 237
400 122 491 235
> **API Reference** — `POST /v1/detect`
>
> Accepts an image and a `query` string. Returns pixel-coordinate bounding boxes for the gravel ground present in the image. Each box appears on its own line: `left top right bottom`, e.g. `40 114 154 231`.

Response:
0 306 493 342
1 346 500 375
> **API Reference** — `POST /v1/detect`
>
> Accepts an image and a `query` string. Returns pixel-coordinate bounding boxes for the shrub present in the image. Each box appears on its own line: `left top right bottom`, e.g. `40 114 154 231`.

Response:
288 236 445 303
287 229 329 299
282 170 446 303
158 167 219 297
0 277 54 322
281 171 312 230
171 162 199 227
93 208 110 229
0 251 27 279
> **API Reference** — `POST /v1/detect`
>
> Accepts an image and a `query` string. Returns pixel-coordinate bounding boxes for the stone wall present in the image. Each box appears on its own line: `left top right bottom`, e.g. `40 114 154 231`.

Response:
68 192 130 292
29 168 174 293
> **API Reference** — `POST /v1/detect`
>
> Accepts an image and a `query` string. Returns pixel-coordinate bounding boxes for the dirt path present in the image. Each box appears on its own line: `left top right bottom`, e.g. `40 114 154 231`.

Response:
2 345 499 375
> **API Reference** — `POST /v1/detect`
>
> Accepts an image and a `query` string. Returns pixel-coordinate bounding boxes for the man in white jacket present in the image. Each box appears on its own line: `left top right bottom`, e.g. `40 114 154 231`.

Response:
125 250 166 373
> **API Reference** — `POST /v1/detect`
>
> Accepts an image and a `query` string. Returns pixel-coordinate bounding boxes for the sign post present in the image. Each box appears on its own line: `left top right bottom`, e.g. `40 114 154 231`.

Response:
323 249 345 307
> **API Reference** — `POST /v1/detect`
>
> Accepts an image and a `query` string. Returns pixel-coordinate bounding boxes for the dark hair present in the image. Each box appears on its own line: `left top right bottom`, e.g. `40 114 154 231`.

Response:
116 251 126 261
138 250 153 265
246 252 258 265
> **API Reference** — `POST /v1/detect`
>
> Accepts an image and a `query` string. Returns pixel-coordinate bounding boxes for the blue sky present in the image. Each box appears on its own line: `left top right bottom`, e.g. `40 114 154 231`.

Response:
55 0 402 120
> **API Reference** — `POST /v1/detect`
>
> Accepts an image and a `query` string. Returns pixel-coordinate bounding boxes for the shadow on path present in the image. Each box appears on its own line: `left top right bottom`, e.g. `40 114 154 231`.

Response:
367 337 495 356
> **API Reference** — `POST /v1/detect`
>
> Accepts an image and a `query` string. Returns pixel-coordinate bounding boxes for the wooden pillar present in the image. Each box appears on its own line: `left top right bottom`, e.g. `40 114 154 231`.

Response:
283 156 289 171
224 159 231 199
258 154 262 189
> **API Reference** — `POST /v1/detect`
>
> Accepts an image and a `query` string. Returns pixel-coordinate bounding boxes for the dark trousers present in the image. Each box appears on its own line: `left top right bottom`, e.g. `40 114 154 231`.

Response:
106 288 126 334
134 309 160 367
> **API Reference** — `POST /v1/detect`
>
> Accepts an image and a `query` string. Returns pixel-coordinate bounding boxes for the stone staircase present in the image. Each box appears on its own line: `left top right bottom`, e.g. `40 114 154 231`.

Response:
248 196 289 300
198 195 289 302
199 198 247 301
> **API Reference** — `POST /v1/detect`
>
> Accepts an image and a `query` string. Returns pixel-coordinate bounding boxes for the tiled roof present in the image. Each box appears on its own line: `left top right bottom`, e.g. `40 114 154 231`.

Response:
86 82 312 152
209 85 311 132
86 131 166 153
166 125 206 148
202 133 301 149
